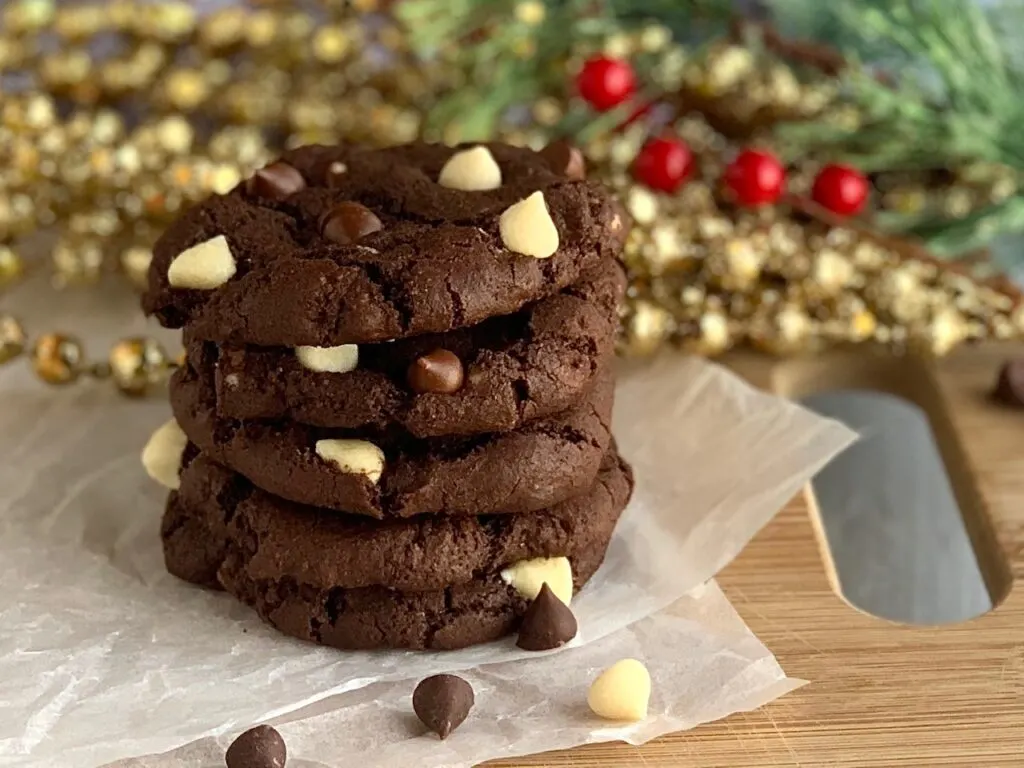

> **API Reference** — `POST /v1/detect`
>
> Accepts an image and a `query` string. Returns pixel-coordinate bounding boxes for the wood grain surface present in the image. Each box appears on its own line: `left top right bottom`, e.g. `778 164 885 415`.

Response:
489 345 1024 767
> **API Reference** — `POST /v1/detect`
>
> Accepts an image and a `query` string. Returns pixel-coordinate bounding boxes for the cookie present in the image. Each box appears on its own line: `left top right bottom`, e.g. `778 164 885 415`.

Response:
169 359 614 518
143 142 627 347
163 449 633 650
188 259 624 437
165 447 630 592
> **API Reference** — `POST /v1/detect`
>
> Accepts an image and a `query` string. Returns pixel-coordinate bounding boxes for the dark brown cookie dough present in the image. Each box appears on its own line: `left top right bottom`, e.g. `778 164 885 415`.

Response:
163 449 633 650
189 259 624 437
169 358 615 519
143 142 626 346
165 447 632 593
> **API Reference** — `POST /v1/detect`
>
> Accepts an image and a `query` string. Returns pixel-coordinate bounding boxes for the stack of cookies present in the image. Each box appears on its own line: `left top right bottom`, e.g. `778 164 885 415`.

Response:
140 142 634 650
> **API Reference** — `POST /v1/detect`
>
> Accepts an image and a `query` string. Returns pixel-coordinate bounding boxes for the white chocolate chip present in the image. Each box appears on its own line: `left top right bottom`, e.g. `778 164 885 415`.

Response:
314 439 385 484
499 191 559 259
500 556 573 605
438 146 502 191
141 419 188 490
296 344 358 373
167 235 236 289
588 658 652 722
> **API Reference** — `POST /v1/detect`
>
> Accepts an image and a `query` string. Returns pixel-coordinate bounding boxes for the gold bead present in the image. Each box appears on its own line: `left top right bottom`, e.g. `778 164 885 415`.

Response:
154 116 194 155
51 239 105 286
146 2 196 41
163 69 210 111
0 246 26 288
31 334 84 385
244 10 279 48
52 3 108 39
39 50 92 88
199 7 248 49
3 0 56 35
120 245 153 289
0 314 26 365
313 26 352 63
108 337 168 396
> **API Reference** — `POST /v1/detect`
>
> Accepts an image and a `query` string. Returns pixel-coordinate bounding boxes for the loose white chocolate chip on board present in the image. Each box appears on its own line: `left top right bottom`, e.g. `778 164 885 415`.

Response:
500 556 573 605
295 344 359 373
167 235 237 289
314 439 385 484
141 419 189 490
438 146 502 191
587 658 652 722
499 191 559 258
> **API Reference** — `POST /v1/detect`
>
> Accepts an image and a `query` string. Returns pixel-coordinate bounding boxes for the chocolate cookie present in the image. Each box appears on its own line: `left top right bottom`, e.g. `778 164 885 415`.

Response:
189 259 624 437
163 449 633 650
165 447 631 592
169 359 614 519
143 142 627 346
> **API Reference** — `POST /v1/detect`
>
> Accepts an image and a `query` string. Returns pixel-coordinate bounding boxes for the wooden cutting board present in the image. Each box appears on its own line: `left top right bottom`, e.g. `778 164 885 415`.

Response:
491 344 1024 767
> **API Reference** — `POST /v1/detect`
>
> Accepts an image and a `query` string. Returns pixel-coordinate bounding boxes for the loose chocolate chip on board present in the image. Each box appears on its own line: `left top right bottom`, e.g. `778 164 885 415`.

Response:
993 359 1024 407
413 674 475 739
319 201 383 244
516 582 578 651
407 348 465 394
224 724 287 768
245 162 306 200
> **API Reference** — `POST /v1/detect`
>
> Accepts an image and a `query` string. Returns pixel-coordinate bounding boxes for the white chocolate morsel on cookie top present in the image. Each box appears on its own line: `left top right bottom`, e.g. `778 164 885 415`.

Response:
142 419 189 489
499 191 559 258
588 658 652 722
500 555 573 605
314 439 385 484
167 235 237 289
438 146 502 191
295 344 359 373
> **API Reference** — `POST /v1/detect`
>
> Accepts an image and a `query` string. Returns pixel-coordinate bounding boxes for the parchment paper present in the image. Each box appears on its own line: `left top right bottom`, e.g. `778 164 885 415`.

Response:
0 277 855 767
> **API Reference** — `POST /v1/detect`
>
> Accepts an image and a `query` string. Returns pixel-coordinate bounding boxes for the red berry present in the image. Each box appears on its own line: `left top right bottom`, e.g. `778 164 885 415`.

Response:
723 149 786 206
811 163 869 216
576 56 636 112
632 137 694 193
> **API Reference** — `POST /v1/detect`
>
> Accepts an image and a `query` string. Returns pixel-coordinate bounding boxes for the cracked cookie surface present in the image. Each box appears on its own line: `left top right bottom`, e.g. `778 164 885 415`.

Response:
188 259 624 437
143 142 625 346
162 448 632 650
170 356 615 518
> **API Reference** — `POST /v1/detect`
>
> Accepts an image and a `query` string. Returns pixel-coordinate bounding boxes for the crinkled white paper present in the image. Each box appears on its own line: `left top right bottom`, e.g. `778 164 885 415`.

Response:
0 279 854 767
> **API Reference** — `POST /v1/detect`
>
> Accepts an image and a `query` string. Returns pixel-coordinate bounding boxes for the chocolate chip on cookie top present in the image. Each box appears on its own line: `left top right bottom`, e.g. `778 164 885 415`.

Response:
245 161 306 200
143 142 626 347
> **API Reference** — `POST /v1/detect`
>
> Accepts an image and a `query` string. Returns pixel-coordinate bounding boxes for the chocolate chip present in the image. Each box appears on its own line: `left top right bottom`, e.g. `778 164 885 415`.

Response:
540 140 586 180
225 725 286 768
245 162 306 200
407 349 464 394
516 582 578 651
413 674 474 740
993 359 1024 406
319 201 383 244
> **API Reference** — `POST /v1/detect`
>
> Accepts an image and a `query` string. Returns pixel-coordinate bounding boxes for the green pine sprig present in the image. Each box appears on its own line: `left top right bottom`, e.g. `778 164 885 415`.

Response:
772 0 1024 255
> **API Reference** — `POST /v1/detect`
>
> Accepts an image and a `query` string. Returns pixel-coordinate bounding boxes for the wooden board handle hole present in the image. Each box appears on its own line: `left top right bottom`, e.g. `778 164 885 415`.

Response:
773 351 1011 625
